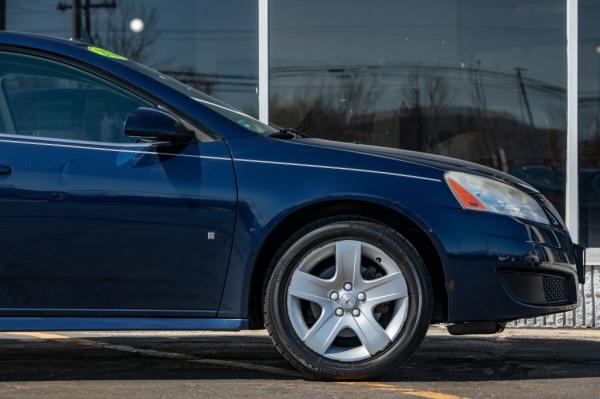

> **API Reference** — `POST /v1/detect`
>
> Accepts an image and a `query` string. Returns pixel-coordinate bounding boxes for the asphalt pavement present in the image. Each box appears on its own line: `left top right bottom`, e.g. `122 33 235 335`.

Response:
0 327 599 399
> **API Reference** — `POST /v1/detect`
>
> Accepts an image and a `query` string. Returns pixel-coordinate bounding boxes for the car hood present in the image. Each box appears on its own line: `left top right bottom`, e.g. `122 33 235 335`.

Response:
299 138 539 193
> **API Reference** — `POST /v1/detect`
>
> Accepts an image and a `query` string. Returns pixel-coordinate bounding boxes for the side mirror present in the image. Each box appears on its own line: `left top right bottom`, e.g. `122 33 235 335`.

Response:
124 107 194 143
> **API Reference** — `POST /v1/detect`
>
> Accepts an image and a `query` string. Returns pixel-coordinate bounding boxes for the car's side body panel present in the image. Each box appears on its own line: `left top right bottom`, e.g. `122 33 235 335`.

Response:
0 135 237 314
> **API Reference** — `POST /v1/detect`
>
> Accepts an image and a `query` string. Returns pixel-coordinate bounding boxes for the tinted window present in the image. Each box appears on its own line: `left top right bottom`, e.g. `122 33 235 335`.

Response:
0 52 150 142
5 0 259 116
270 0 567 215
579 0 600 247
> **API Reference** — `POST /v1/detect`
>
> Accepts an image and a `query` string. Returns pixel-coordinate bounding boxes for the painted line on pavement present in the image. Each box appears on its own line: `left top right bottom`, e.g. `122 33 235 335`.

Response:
337 382 471 399
6 332 302 378
7 332 71 340
6 332 471 399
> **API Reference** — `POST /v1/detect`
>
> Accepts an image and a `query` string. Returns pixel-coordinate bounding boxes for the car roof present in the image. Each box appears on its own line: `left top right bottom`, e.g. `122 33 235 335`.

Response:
0 31 128 71
0 31 84 51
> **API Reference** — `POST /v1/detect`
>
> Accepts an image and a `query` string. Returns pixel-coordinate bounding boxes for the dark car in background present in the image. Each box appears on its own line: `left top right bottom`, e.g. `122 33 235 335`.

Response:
0 32 585 379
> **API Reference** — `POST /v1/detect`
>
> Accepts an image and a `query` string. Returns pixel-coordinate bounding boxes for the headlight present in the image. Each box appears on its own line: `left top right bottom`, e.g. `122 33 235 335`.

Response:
445 171 549 224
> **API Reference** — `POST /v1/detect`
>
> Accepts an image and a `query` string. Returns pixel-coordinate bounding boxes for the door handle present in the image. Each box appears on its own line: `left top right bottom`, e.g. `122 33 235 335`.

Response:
0 164 12 176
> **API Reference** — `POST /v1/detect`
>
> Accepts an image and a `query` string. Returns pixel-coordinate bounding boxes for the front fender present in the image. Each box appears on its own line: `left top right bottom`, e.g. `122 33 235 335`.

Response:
217 135 457 319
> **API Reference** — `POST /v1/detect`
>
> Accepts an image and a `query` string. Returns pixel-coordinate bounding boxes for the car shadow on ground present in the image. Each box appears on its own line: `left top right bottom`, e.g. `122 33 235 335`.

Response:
0 332 599 382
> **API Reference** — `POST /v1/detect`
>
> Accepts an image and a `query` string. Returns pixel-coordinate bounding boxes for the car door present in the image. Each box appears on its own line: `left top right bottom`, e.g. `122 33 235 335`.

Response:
0 50 237 316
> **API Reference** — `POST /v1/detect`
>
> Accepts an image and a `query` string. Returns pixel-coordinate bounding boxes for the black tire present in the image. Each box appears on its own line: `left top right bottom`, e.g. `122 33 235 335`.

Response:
264 216 433 380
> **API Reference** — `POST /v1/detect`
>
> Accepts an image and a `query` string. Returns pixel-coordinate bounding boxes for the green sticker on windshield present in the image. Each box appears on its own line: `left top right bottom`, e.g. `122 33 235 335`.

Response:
88 46 127 60
237 119 253 129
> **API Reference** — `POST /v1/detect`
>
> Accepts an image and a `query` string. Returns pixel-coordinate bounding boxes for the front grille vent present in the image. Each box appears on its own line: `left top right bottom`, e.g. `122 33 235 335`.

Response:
543 275 568 303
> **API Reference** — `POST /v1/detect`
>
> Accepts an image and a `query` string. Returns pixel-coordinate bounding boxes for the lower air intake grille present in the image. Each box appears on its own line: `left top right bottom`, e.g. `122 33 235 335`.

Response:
543 275 568 303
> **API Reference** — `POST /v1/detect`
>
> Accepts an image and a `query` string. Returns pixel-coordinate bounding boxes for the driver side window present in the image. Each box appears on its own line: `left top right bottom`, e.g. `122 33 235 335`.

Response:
0 51 152 143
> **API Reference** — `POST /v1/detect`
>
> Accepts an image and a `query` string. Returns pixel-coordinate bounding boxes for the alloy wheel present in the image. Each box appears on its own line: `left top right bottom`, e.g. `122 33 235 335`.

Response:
286 239 409 362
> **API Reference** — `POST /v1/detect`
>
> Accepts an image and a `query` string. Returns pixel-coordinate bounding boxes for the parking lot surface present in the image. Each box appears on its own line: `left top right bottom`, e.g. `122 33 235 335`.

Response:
0 327 599 399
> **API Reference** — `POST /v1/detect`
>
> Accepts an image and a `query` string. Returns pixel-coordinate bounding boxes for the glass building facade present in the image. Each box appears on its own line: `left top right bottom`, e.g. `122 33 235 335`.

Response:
579 0 600 249
0 0 597 263
270 0 567 218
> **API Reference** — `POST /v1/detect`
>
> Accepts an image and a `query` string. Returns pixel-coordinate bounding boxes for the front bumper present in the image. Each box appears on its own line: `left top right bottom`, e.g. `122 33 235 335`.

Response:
421 206 584 323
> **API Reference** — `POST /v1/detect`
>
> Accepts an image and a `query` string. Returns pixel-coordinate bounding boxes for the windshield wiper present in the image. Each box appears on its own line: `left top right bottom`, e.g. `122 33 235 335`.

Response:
268 128 310 139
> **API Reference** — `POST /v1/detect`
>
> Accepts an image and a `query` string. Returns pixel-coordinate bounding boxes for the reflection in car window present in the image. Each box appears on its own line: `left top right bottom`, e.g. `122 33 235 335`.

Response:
112 56 279 135
0 52 151 143
191 97 276 134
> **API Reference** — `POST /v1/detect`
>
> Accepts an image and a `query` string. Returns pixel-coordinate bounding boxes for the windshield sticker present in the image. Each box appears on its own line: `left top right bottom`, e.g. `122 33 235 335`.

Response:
88 46 128 60
236 119 253 129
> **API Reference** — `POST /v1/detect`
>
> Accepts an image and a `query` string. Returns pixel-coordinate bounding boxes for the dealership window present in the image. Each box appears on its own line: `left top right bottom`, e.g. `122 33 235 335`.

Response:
579 0 600 248
269 0 567 215
4 0 258 116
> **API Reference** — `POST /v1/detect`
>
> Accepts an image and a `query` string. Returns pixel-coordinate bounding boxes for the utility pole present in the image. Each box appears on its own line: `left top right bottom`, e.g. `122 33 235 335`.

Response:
57 0 116 40
0 0 6 31
84 0 91 39
72 0 81 39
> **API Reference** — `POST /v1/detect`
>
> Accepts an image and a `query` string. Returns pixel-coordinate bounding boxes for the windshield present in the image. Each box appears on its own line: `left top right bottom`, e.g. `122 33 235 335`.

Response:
115 56 279 135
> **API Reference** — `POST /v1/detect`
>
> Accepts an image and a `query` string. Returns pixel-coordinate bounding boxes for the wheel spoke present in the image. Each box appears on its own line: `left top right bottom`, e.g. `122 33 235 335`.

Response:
335 240 362 286
349 312 391 356
302 312 345 355
288 271 332 307
363 272 408 306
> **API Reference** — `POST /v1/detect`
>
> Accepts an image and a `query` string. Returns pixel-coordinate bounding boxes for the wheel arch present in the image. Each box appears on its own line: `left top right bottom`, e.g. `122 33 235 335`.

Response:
247 199 448 328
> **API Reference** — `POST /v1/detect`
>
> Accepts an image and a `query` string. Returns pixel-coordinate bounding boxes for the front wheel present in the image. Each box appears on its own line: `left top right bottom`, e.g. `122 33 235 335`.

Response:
264 217 432 379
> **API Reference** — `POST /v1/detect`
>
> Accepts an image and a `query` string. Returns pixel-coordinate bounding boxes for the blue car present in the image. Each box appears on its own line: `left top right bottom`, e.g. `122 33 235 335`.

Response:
0 32 585 379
